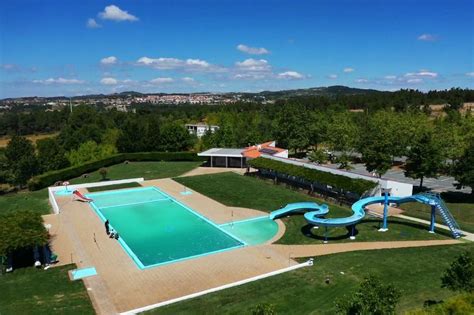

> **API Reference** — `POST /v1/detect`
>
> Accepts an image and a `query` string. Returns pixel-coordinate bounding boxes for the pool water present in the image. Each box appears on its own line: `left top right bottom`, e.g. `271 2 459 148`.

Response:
87 187 244 268
220 217 278 245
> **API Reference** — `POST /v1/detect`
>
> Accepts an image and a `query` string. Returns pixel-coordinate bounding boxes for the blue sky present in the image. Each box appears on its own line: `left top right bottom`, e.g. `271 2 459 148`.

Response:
1 0 473 98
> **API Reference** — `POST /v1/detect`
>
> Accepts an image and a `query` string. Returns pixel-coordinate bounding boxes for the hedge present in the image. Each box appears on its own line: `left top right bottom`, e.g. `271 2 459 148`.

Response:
27 152 204 191
248 157 378 196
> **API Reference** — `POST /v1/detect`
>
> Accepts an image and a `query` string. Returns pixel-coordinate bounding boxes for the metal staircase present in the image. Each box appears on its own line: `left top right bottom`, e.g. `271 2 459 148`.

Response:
416 192 463 239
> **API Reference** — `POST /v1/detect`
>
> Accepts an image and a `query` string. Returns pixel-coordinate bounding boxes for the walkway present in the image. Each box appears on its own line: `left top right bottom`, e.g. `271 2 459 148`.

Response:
270 239 461 258
395 214 474 241
179 167 247 178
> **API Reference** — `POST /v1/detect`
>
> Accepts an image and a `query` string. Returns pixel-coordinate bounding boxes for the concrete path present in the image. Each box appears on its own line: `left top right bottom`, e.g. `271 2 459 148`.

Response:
395 214 474 241
179 167 246 177
271 239 461 259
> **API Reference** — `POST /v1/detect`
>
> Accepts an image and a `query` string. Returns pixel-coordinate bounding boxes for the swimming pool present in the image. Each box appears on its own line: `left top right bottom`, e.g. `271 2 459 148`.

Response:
87 187 245 269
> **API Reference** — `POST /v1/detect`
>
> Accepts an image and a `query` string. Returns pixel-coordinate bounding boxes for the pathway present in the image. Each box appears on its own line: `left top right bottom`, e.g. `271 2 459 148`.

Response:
395 214 474 241
271 239 461 258
179 167 247 178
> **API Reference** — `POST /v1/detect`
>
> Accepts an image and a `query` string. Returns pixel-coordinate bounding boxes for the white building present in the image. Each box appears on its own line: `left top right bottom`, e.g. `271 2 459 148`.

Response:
186 123 219 138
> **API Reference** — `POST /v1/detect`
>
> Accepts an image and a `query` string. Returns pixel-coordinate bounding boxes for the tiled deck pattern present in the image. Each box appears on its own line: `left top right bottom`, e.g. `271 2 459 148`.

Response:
44 178 461 314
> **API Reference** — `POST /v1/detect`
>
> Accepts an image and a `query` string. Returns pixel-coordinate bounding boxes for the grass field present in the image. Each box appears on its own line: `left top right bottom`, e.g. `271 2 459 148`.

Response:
148 243 474 315
0 133 59 148
0 264 94 315
0 161 201 215
69 161 201 185
174 172 451 243
401 201 474 233
86 182 142 192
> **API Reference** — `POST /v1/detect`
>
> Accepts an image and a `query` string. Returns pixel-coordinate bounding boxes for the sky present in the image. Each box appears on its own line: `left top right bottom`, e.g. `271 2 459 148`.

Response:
0 0 473 98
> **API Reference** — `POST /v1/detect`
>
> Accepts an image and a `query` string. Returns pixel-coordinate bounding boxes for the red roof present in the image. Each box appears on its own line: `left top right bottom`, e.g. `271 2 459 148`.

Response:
242 141 286 158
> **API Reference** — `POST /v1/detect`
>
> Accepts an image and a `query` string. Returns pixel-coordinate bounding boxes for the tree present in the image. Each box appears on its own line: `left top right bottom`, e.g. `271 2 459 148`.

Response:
66 141 117 165
452 142 474 194
116 118 147 153
309 149 328 164
4 135 39 187
336 275 401 315
404 132 444 189
36 137 70 172
326 112 359 155
360 111 401 177
0 210 48 259
160 123 194 151
441 251 473 292
273 104 310 153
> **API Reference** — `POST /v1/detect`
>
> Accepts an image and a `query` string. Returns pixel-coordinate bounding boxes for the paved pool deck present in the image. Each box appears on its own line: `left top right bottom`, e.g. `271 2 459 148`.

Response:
44 178 291 314
44 177 462 314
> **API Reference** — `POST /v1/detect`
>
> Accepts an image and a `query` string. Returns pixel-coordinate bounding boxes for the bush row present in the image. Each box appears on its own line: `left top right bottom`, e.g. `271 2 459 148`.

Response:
248 157 377 196
27 152 204 191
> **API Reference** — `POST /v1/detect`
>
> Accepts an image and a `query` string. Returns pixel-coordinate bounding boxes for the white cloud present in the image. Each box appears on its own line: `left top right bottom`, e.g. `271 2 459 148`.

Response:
405 71 438 78
355 78 369 83
235 59 270 72
384 75 397 80
100 77 118 85
327 74 338 79
466 72 474 77
233 73 266 80
100 56 118 65
277 71 304 80
236 44 270 55
99 5 138 22
33 77 85 85
418 34 437 41
136 57 216 72
343 67 355 73
150 77 174 85
86 18 102 28
407 78 423 83
182 77 195 83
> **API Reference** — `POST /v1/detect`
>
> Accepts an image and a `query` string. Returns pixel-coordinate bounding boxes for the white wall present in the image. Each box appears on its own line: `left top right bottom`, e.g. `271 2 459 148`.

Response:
48 177 144 214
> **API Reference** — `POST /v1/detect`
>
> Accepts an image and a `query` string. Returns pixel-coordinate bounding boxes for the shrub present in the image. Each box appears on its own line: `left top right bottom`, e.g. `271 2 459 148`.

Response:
0 210 48 257
99 167 108 180
441 251 474 292
248 157 377 196
335 275 401 315
27 152 205 190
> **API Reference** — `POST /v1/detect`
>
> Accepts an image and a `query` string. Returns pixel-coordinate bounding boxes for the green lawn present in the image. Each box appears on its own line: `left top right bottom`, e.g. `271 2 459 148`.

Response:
0 264 94 315
147 243 474 315
69 161 202 184
0 161 201 215
87 182 142 192
401 201 474 233
175 173 451 243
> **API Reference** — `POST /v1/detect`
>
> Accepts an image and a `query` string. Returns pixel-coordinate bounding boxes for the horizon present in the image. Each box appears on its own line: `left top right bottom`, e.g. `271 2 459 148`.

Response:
1 0 473 98
2 85 473 101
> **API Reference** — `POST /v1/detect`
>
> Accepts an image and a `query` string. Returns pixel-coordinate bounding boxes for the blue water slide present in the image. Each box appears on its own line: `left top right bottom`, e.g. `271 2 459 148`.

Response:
269 202 329 220
270 193 462 238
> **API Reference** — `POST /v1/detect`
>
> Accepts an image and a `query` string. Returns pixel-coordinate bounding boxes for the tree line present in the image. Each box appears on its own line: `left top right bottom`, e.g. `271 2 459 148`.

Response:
1 88 473 192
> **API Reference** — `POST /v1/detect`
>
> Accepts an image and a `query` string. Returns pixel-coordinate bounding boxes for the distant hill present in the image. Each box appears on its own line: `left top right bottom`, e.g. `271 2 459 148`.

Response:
254 85 382 99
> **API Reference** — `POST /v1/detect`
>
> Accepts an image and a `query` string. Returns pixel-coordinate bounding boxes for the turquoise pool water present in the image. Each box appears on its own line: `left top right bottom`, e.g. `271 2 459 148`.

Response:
220 217 278 245
87 187 244 269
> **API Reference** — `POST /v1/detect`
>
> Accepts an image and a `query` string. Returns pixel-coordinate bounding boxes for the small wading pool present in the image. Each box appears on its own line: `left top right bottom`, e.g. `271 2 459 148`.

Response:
86 187 278 269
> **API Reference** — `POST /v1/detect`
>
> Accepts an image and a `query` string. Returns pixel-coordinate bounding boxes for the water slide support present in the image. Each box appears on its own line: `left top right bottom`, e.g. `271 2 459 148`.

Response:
379 190 389 232
429 205 436 233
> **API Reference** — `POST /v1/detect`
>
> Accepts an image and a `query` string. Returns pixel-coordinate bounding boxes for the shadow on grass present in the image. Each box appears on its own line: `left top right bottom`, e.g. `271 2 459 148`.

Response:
440 191 474 203
298 218 454 241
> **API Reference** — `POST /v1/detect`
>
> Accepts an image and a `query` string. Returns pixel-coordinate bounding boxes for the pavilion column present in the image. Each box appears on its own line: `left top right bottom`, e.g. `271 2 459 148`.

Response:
210 156 213 167
226 156 228 168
